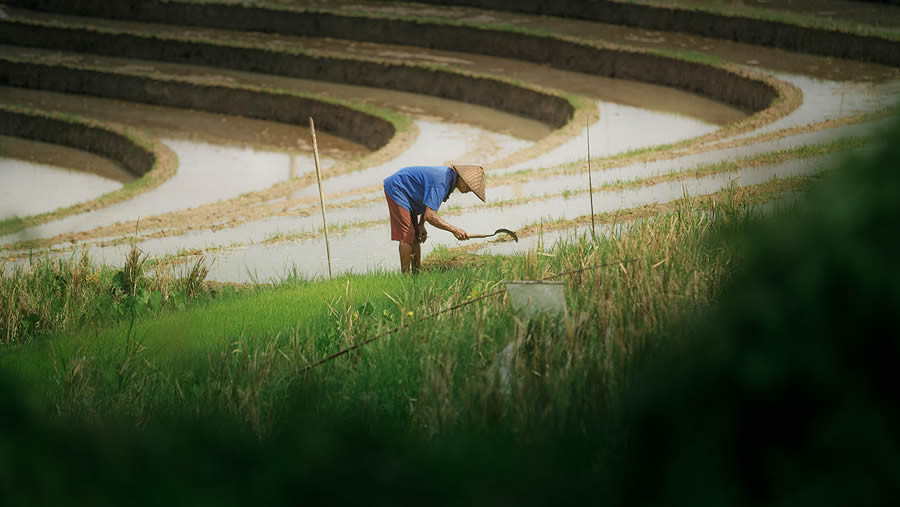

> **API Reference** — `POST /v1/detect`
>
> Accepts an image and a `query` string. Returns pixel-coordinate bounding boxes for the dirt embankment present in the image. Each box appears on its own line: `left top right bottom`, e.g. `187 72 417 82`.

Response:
0 19 574 129
0 58 396 151
374 0 900 68
0 108 154 179
3 1 777 113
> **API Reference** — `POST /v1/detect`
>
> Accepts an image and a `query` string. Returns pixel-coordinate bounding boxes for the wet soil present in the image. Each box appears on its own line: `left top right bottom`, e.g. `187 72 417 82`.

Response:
1 3 778 114
289 0 900 81
618 0 900 31
0 85 367 158
0 42 555 141
3 6 747 126
0 105 156 180
319 0 900 67
0 19 575 129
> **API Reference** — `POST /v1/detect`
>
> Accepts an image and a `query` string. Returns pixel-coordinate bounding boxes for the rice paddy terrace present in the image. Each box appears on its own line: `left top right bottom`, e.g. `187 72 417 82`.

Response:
1 0 899 282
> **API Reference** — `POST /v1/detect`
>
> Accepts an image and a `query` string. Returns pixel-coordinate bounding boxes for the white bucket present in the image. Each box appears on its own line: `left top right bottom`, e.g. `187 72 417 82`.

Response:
504 281 567 324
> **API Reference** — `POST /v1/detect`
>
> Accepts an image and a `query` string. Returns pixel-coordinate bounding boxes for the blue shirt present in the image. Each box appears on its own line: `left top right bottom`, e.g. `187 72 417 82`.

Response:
384 166 457 216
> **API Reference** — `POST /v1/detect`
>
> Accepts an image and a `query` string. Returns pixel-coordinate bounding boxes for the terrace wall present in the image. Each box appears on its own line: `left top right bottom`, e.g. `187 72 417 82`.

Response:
3 1 780 113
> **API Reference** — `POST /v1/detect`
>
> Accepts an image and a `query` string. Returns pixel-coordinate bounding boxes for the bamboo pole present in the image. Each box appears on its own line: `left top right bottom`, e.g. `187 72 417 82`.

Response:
586 116 596 237
309 117 333 278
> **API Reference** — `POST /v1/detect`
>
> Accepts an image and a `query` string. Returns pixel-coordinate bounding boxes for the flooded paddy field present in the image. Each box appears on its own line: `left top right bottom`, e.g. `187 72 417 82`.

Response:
0 136 125 217
18 148 844 283
2 0 899 280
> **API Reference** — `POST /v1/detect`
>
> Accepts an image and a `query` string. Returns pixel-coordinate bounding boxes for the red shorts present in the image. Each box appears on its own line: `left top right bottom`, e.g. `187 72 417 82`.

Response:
385 191 417 244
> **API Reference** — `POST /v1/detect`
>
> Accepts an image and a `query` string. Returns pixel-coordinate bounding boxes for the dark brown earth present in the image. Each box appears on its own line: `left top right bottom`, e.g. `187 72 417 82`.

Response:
0 2 778 114
0 108 155 178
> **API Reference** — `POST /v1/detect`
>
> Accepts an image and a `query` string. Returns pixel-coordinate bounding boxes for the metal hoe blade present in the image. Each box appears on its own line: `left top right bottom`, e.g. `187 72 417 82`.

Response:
471 228 518 242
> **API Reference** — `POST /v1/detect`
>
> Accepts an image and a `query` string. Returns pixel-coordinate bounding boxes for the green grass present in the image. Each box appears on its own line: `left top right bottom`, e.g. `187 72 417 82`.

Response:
649 48 726 67
1 176 777 431
0 215 24 232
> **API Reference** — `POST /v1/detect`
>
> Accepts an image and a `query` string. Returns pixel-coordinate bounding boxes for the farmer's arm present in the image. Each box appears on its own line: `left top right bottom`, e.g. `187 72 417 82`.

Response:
424 207 468 240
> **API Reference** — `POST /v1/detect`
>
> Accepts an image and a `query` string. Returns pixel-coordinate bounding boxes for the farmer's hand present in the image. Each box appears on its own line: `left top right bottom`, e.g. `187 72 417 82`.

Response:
416 225 428 244
453 228 469 241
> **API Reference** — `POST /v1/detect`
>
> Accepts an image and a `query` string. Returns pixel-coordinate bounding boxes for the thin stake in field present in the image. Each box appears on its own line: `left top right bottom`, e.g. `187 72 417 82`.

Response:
586 116 596 237
310 117 332 278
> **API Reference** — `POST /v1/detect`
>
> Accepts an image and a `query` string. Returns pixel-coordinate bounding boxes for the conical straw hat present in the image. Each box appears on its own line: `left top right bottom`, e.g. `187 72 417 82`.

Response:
452 164 486 202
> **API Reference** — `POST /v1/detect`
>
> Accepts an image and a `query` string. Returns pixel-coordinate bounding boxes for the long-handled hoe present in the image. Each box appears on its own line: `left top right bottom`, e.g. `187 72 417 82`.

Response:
468 228 519 242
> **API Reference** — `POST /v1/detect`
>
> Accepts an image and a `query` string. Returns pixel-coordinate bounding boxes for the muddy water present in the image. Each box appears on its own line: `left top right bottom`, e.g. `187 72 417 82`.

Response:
719 71 900 143
0 156 122 219
292 119 530 199
0 135 133 182
99 122 865 260
498 101 720 175
3 118 872 275
488 119 888 203
10 116 881 258
0 140 330 246
2 114 883 258
292 101 721 199
0 134 129 219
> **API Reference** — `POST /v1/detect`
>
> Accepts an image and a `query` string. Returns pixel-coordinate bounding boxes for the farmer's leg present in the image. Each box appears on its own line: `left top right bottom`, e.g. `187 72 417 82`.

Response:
411 241 421 272
386 190 416 272
399 242 414 273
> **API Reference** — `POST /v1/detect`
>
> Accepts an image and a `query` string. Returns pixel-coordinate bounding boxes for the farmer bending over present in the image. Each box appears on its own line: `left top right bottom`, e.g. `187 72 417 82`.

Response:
383 165 486 272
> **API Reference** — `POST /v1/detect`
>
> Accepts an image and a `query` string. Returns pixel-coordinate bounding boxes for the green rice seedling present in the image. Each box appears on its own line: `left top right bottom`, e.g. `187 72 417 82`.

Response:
178 255 211 301
118 242 148 297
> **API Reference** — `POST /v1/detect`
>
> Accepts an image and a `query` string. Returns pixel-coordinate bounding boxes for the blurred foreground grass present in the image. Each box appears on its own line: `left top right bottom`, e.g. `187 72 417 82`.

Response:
2 115 899 505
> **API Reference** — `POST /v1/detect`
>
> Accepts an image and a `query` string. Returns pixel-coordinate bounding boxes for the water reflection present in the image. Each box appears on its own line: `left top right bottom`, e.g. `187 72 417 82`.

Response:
0 140 331 245
497 101 720 176
0 157 122 219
